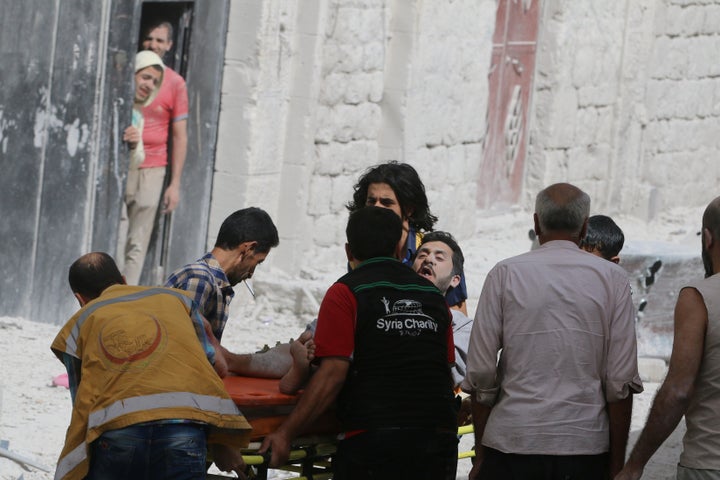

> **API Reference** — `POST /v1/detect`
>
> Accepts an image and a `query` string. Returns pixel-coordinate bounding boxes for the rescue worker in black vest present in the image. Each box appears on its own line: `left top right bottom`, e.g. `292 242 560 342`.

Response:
260 207 458 479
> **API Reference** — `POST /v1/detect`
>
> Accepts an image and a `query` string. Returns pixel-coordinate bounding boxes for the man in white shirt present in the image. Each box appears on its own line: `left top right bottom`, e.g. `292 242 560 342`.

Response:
463 183 643 480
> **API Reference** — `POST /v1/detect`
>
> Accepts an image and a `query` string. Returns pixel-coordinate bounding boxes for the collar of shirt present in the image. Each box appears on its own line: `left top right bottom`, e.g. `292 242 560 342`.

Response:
200 252 234 294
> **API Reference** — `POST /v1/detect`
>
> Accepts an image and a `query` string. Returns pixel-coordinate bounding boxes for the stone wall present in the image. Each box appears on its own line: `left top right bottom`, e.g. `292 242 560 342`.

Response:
212 0 719 285
214 0 496 278
527 0 720 218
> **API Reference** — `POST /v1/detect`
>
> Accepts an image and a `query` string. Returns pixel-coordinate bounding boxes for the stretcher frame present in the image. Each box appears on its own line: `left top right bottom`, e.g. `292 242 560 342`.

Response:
216 376 474 479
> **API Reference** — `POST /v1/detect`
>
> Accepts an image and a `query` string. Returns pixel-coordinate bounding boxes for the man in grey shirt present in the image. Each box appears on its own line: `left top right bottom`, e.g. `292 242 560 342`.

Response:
463 183 643 480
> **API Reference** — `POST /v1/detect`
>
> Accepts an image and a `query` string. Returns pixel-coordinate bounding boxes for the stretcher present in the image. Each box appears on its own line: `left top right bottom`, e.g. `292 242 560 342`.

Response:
213 376 474 479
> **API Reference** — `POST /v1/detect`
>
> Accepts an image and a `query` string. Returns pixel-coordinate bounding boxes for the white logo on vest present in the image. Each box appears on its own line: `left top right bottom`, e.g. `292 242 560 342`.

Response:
376 299 439 336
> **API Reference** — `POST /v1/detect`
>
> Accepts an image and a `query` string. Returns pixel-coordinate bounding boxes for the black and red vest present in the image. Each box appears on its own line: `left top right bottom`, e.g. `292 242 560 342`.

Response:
336 257 456 431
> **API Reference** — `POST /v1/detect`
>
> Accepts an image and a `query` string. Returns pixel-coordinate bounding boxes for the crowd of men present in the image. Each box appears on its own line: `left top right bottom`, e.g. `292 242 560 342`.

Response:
48 19 720 480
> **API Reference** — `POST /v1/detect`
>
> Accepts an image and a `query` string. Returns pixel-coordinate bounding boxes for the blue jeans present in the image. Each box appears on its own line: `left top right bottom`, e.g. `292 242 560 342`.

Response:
87 422 207 480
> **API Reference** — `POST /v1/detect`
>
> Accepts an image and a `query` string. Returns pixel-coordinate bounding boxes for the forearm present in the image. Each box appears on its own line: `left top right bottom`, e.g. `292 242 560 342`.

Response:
169 120 187 187
276 359 347 439
625 385 690 470
470 396 492 463
607 395 633 477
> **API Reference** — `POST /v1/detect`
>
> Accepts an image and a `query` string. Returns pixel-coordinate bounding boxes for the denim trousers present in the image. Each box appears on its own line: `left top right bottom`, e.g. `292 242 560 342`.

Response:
86 422 207 480
333 428 458 480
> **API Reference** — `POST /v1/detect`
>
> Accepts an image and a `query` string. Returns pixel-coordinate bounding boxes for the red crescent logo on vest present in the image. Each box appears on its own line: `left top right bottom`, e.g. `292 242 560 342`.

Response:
99 314 164 365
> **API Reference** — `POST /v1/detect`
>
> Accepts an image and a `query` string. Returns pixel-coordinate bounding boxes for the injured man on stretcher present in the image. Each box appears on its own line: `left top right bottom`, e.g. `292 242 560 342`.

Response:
224 229 472 398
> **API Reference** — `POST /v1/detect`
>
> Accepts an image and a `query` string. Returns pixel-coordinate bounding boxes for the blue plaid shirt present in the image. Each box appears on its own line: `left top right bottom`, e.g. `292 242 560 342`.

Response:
164 253 235 341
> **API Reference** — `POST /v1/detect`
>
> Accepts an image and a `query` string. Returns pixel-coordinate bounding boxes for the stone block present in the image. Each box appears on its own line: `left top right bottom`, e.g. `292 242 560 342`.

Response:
342 141 379 173
539 149 568 181
319 72 347 106
573 107 600 146
662 5 686 37
702 6 720 35
312 213 343 247
577 84 617 107
315 143 345 176
680 5 707 36
314 105 334 144
344 73 378 105
323 42 364 74
545 88 578 149
330 174 354 212
351 102 382 141
567 144 610 180
334 6 383 44
307 174 332 216
650 37 689 80
688 36 720 78
363 42 385 72
713 79 720 116
572 44 603 88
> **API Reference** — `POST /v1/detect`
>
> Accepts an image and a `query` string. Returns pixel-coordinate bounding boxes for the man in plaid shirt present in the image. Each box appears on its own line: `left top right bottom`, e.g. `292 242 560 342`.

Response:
166 207 313 388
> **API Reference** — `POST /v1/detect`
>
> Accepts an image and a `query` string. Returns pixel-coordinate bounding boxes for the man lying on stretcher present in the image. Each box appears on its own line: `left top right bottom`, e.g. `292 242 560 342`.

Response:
261 207 460 479
228 230 472 400
228 231 470 397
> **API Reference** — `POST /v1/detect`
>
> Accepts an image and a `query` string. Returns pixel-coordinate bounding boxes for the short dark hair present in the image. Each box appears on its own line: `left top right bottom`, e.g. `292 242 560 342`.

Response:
346 161 437 232
581 215 625 260
143 20 174 43
215 207 279 253
346 207 402 261
419 231 465 278
68 252 124 300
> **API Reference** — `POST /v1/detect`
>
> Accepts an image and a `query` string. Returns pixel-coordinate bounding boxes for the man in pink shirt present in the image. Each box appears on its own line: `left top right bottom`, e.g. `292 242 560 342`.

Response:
120 20 188 285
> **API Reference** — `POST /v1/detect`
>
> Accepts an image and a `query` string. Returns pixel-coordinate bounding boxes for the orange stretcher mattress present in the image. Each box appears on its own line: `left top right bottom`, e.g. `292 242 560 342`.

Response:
223 376 340 441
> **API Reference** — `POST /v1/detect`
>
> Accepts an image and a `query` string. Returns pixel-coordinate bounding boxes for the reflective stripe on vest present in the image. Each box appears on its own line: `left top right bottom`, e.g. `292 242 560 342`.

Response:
55 442 87 480
55 391 239 480
64 288 193 357
88 391 240 429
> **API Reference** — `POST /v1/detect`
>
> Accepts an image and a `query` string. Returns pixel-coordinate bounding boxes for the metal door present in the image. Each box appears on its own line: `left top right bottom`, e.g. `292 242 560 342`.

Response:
478 0 540 208
0 0 138 323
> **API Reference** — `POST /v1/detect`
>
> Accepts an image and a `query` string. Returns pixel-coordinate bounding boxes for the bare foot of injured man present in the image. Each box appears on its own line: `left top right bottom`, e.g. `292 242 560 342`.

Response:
279 329 315 394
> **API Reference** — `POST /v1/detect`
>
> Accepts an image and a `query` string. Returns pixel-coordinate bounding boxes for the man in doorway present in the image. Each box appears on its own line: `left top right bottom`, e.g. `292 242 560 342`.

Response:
121 20 188 284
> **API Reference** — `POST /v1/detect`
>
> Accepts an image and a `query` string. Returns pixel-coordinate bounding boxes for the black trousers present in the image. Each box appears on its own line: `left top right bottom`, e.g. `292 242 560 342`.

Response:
478 447 609 480
333 428 458 480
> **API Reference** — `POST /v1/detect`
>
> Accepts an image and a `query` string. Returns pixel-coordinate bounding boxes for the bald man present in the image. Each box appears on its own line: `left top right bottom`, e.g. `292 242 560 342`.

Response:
616 196 720 480
462 183 643 480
